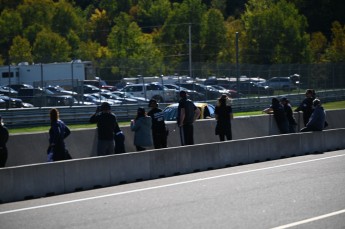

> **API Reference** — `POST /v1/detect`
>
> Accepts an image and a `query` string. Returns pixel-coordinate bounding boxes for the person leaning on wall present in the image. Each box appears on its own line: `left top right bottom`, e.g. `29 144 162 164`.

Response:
131 107 153 151
300 98 326 132
0 115 9 167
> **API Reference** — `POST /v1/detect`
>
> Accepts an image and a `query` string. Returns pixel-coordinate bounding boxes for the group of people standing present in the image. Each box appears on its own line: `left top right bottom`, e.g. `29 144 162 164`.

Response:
263 89 326 133
0 88 328 167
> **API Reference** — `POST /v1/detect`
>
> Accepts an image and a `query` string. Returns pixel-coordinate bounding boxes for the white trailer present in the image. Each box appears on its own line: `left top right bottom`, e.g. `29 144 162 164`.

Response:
0 60 95 87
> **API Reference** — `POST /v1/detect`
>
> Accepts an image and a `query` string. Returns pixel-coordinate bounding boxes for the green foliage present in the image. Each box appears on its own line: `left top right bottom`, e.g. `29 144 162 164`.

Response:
9 36 33 64
242 0 310 64
200 8 226 62
33 29 72 63
326 21 345 62
0 0 344 76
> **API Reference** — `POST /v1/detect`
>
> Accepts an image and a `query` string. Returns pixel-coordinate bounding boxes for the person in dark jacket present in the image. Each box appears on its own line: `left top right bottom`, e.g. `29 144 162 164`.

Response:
0 115 9 167
177 91 200 146
90 102 122 156
295 89 316 126
48 108 71 161
147 99 168 149
300 99 326 132
263 98 289 134
280 97 297 133
215 94 233 141
131 107 153 151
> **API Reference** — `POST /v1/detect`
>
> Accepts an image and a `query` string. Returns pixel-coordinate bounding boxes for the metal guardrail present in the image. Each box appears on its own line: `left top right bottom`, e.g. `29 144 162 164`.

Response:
1 89 344 128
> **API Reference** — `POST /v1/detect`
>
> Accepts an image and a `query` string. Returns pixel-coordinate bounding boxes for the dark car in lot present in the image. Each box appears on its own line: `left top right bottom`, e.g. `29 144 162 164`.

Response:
164 84 205 101
0 95 32 108
176 83 221 100
18 88 74 107
231 81 274 96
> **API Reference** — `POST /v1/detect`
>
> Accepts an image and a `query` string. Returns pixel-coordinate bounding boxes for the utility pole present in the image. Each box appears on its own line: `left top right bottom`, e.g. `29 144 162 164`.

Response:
189 24 192 78
236 32 239 89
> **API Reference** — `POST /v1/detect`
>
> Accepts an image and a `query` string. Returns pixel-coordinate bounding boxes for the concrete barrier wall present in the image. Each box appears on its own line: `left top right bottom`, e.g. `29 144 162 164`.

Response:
5 109 345 167
1 128 345 203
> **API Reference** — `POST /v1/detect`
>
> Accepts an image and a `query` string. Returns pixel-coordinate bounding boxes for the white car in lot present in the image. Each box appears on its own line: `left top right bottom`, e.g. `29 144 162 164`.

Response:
260 77 297 91
120 83 176 102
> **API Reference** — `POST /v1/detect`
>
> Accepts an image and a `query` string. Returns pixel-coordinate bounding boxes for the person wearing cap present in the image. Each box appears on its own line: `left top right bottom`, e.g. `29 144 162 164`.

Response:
147 99 168 149
90 102 123 156
295 89 316 126
280 97 297 133
131 107 153 151
300 98 326 132
0 115 9 167
177 90 200 145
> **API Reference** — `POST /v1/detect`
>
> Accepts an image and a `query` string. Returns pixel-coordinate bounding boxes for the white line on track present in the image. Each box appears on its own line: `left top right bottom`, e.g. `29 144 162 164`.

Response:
1 153 344 215
271 209 345 229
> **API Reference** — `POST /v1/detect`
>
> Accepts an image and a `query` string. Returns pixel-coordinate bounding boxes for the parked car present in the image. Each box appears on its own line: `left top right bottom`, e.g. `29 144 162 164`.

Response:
163 102 215 121
164 84 205 101
175 83 221 100
0 95 33 108
74 84 109 94
89 93 122 105
0 86 18 96
6 84 33 92
84 79 116 91
101 92 138 104
210 85 240 98
259 77 297 91
45 86 77 95
111 91 149 103
231 81 274 95
17 88 74 107
120 83 176 102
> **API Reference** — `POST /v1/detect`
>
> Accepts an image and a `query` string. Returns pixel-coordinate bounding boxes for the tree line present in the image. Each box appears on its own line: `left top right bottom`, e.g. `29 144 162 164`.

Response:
0 0 344 80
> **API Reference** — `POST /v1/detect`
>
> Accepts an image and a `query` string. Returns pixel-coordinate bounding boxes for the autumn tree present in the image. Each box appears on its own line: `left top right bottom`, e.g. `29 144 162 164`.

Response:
200 8 226 63
9 36 33 64
326 21 345 62
33 29 71 63
107 13 163 78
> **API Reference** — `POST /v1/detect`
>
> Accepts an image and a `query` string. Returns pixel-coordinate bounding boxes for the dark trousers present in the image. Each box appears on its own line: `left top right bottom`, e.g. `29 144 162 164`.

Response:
180 124 194 146
152 131 167 149
0 147 8 167
114 133 126 154
219 132 232 141
136 146 146 151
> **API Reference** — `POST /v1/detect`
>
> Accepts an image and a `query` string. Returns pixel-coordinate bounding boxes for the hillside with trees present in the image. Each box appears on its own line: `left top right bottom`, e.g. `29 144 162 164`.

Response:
0 0 344 81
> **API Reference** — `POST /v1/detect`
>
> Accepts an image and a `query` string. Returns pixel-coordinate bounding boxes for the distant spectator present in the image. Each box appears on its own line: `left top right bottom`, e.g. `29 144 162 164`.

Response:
295 89 316 126
280 97 297 133
215 94 233 141
177 91 200 145
0 115 9 167
300 99 326 132
263 98 289 134
90 102 122 156
48 108 71 161
131 107 153 151
147 99 168 149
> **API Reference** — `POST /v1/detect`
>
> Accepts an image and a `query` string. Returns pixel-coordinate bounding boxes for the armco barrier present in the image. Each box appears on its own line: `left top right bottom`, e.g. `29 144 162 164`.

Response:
5 109 345 167
1 128 345 203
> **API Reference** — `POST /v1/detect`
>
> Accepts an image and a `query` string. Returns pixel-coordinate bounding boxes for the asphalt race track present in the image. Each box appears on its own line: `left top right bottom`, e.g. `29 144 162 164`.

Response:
1 150 345 229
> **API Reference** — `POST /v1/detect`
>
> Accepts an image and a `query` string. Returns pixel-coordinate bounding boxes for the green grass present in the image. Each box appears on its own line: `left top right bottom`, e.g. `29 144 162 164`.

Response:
8 100 345 134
